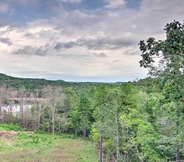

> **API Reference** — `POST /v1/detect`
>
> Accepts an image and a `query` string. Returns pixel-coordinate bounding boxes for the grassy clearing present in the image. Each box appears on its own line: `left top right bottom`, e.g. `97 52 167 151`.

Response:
0 124 98 162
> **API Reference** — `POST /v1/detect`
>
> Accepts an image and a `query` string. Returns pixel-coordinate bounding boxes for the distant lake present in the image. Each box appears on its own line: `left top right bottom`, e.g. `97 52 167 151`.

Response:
1 105 32 116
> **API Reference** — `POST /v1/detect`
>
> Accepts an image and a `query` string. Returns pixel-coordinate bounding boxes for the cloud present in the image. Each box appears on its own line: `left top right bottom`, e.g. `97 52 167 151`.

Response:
104 0 126 8
0 3 8 14
11 0 39 6
0 38 13 45
2 0 184 82
13 45 50 56
51 2 66 14
139 0 184 27
12 62 22 67
59 0 82 3
54 41 76 50
92 52 108 57
77 36 136 50
58 53 91 59
52 36 136 51
140 0 184 13
23 32 35 38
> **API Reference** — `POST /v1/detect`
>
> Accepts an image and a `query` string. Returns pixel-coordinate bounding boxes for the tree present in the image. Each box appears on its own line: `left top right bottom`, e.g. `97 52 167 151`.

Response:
0 85 9 123
78 92 92 141
93 84 109 162
63 87 78 122
67 106 81 135
139 20 184 161
43 86 63 135
17 86 27 127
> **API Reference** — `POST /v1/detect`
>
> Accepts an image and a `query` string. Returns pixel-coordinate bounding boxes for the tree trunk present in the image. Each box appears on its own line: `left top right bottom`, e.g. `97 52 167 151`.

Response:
115 111 119 162
83 123 86 140
75 129 77 136
176 148 180 162
52 111 55 135
176 121 180 162
100 133 103 162
59 120 61 133
1 109 4 123
37 103 41 129
20 101 24 127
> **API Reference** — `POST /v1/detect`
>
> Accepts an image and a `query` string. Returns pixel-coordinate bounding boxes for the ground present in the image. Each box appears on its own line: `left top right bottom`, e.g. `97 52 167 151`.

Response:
0 130 98 162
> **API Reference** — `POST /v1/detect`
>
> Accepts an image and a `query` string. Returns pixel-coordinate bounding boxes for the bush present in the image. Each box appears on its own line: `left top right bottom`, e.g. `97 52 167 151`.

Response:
18 133 29 139
0 124 27 131
57 133 78 139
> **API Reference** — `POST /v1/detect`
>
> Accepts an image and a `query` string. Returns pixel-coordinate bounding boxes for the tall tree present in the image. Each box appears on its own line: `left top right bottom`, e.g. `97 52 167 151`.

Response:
17 86 26 127
78 92 91 141
63 87 78 120
0 85 8 123
139 20 184 161
93 84 109 162
43 86 63 135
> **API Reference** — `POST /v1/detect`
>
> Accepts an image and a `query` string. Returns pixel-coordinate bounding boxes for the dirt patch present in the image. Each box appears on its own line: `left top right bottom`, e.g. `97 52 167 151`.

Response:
0 131 18 139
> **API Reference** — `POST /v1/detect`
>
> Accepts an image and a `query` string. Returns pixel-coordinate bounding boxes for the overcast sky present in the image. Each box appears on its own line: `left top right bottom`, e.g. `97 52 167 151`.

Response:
0 0 183 82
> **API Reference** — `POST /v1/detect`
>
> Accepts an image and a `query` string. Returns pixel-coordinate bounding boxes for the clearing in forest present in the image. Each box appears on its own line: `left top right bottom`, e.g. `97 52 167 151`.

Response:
0 125 98 162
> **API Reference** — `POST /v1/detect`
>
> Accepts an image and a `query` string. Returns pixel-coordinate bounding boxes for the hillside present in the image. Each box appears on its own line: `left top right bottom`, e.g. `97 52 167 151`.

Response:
0 73 105 91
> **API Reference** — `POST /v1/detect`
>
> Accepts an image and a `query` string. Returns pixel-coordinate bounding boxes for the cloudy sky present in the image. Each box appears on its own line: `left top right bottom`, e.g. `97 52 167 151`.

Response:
0 0 183 82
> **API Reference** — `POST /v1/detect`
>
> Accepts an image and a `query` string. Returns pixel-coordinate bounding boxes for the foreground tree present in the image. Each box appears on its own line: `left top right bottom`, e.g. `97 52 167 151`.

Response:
139 20 184 161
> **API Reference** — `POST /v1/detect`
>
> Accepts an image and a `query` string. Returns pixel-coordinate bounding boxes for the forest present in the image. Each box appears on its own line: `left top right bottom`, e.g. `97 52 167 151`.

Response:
0 21 183 162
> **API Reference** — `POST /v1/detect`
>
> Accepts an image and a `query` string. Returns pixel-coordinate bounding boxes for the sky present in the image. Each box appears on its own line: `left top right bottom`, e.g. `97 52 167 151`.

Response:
0 0 183 82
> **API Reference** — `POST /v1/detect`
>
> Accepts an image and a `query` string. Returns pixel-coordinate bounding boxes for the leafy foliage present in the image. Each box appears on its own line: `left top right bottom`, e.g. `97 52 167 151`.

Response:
139 20 184 161
0 124 27 131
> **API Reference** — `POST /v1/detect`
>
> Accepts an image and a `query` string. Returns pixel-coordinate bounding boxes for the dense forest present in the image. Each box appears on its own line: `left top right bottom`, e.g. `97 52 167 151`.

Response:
0 21 184 162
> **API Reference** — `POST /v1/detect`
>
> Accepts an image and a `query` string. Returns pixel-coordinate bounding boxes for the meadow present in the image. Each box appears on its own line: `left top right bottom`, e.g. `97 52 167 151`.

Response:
0 124 98 162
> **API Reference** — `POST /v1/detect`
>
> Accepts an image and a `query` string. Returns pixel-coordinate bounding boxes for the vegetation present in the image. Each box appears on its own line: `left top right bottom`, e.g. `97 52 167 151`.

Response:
0 20 183 161
0 124 98 162
139 20 184 161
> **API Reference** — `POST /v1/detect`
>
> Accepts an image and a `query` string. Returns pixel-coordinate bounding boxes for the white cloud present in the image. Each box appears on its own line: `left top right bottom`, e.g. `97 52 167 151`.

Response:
104 0 126 9
140 0 184 13
12 62 22 67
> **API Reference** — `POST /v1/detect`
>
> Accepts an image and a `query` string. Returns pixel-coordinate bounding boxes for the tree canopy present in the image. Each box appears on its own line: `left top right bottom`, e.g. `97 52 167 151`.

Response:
139 20 184 162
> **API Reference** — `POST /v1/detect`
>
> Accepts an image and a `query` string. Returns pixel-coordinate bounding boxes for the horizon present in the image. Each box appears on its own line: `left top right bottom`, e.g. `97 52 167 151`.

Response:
1 72 140 83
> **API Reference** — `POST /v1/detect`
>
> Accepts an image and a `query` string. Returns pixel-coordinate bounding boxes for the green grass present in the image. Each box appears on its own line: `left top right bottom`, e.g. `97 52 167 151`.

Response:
0 124 27 131
0 124 98 162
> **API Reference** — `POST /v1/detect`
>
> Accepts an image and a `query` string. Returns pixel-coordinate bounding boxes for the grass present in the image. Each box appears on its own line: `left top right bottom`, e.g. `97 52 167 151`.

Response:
0 124 99 162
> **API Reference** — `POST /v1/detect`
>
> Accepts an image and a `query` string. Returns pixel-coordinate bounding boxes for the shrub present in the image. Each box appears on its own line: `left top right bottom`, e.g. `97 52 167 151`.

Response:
0 124 27 131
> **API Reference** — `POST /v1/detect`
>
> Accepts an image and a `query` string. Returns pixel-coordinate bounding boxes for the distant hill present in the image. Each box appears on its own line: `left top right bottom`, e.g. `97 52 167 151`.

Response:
55 79 65 83
0 73 15 79
0 73 108 91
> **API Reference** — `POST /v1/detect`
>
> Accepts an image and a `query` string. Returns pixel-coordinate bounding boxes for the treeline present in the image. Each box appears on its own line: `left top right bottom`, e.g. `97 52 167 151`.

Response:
0 77 182 161
0 73 105 92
